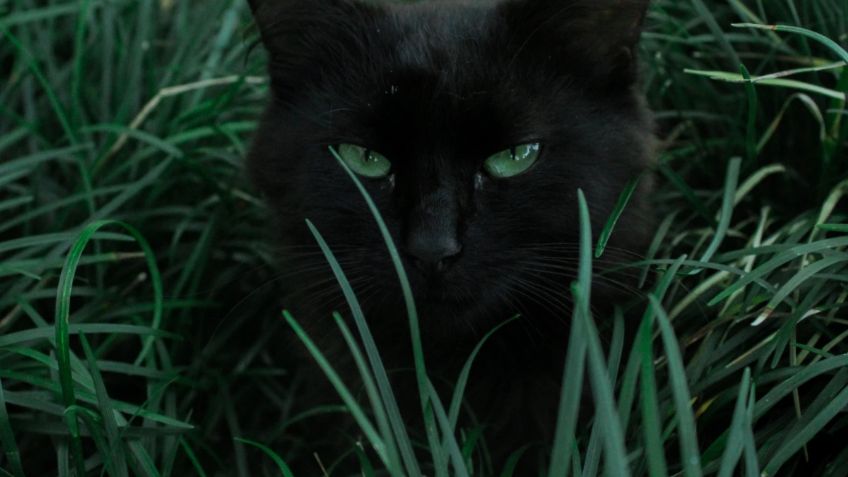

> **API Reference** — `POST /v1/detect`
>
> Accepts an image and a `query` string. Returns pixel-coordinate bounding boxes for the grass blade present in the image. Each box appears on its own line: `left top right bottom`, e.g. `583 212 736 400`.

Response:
717 368 752 477
233 438 294 477
79 334 129 477
447 316 519 431
547 307 588 477
332 313 401 474
328 146 442 469
638 307 669 477
305 220 413 475
596 174 642 258
282 311 384 461
54 221 164 476
574 190 630 477
708 236 848 306
0 377 26 477
649 296 703 477
426 380 470 477
732 23 848 63
692 157 741 273
763 380 848 475
740 64 759 162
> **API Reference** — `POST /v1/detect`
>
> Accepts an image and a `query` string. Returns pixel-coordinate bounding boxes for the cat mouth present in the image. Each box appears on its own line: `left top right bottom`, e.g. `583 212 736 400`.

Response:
423 288 463 304
417 295 469 319
415 276 472 308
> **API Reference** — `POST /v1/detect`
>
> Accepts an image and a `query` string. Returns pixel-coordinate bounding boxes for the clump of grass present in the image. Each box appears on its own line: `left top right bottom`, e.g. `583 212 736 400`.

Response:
1 0 847 476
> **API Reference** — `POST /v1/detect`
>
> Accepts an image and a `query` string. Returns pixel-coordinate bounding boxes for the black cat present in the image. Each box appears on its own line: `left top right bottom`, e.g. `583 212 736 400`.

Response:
247 0 655 470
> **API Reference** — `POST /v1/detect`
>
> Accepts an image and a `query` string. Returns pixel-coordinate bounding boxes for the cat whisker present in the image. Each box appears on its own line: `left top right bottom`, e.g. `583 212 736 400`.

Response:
502 275 571 321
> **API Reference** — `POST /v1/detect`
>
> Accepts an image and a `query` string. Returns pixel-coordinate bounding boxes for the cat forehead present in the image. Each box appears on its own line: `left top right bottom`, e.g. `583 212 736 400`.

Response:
390 3 491 38
336 5 561 138
358 6 509 104
385 3 495 65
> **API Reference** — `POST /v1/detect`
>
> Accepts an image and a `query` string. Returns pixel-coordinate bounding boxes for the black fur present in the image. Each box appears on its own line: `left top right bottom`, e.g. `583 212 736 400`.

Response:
247 0 654 468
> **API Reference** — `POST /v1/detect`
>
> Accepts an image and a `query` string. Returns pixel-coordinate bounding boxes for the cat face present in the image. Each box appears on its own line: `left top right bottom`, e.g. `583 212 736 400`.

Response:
248 0 655 336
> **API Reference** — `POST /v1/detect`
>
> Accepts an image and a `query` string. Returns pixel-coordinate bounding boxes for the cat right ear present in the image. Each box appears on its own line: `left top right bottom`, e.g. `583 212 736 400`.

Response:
248 0 379 95
247 0 339 55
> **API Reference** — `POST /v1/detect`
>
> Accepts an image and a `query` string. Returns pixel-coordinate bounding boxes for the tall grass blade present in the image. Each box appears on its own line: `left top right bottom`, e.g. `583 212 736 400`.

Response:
328 146 443 469
574 190 630 476
282 311 385 463
332 313 402 474
426 380 470 477
305 220 412 475
717 368 752 477
79 334 129 477
446 316 519 431
649 296 703 477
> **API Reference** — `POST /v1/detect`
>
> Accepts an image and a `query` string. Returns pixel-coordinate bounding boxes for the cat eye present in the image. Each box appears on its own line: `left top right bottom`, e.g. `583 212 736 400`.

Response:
336 144 392 179
483 143 541 179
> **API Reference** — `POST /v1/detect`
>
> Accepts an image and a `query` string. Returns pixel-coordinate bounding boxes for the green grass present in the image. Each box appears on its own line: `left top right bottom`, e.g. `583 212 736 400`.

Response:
1 0 847 475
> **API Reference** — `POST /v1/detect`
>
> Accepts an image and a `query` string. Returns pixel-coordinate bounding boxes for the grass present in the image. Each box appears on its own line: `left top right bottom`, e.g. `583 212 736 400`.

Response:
1 0 847 475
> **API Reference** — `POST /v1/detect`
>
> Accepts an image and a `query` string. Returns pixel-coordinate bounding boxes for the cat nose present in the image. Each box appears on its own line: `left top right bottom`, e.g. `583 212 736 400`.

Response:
406 234 463 273
406 182 463 273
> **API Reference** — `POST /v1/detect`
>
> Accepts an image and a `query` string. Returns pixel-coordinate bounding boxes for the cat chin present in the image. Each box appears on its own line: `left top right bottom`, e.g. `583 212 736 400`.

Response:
414 294 522 336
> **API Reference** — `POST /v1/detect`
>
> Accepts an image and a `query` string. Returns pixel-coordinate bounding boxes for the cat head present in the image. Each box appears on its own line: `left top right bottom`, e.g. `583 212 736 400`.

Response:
247 0 655 337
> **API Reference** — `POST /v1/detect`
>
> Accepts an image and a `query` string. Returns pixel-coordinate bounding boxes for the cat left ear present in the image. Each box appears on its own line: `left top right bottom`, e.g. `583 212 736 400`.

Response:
499 0 651 88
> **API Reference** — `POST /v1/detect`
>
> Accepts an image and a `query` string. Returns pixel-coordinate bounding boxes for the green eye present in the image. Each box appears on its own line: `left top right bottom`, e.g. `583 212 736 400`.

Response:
483 143 541 179
336 144 392 179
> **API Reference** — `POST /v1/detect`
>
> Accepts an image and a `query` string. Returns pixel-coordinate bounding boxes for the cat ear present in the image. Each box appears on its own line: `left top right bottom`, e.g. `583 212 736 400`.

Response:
248 0 360 53
247 0 377 97
499 0 650 87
